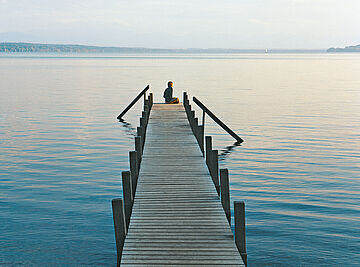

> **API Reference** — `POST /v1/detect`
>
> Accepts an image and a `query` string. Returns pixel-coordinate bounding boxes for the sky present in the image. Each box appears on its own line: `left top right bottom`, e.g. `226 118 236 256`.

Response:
0 0 359 49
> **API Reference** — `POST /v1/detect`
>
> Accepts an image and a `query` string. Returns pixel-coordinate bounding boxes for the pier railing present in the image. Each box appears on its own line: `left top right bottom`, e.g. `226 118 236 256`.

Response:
183 92 243 153
183 91 243 193
183 91 247 265
117 85 151 120
193 96 244 143
112 90 153 266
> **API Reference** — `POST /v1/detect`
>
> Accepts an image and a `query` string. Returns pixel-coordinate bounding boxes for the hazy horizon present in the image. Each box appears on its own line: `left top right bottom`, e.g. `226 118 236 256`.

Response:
1 0 359 49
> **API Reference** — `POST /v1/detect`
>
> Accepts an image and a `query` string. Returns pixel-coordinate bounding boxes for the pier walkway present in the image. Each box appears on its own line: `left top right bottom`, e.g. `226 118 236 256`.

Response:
112 89 246 266
122 104 244 266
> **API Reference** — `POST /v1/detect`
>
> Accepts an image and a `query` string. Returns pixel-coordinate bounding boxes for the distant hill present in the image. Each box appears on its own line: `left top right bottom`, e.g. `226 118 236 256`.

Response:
0 42 326 54
0 42 155 53
327 44 360 52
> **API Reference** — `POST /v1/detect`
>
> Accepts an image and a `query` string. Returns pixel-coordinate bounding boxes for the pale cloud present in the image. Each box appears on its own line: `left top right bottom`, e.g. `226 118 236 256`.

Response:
0 0 359 48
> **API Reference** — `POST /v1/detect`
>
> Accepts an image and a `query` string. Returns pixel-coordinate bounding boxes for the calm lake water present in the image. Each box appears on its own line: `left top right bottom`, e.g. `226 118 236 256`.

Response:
0 53 359 266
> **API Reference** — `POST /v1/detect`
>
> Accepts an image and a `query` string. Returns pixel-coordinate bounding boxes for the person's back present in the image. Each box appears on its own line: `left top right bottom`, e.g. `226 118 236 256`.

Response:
163 81 179 104
163 86 173 103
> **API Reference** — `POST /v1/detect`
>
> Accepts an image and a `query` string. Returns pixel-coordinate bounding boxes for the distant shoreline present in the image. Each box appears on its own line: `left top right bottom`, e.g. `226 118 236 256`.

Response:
327 44 360 53
0 42 327 54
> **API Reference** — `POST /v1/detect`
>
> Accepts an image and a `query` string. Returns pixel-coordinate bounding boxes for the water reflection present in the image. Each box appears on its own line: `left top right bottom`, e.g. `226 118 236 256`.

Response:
118 119 137 138
218 141 242 161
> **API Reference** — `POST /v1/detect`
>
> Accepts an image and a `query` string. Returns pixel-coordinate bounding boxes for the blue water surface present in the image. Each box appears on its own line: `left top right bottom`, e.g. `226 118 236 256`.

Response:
0 53 359 266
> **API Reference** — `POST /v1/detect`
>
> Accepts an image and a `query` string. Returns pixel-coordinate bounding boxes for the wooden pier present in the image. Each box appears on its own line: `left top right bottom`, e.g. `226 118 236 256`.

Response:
112 87 246 266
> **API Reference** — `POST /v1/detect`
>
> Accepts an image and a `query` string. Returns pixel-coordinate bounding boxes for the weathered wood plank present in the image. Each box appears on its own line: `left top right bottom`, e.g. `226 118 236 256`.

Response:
121 259 244 265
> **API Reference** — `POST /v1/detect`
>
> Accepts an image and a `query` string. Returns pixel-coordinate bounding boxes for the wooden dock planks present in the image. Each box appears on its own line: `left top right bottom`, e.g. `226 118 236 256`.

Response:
121 103 245 266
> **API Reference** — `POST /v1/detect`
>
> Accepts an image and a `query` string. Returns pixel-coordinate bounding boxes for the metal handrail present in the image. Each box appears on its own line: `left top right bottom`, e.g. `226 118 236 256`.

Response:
193 96 244 143
117 85 150 120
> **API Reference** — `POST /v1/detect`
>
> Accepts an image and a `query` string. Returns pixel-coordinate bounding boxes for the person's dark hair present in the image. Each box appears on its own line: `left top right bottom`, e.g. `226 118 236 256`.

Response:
168 81 173 87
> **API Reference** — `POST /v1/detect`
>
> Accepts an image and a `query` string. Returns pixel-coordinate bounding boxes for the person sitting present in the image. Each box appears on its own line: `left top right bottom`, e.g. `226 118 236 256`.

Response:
163 81 179 104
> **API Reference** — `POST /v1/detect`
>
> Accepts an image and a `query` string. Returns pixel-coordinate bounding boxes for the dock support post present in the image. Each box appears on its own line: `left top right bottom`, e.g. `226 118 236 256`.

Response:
183 92 187 106
149 93 153 107
198 125 204 156
192 118 204 155
190 111 195 130
142 111 147 125
186 104 192 120
205 136 212 166
234 201 247 266
185 94 190 111
129 151 138 194
144 104 149 116
220 169 231 224
193 117 198 137
111 198 127 267
137 126 143 149
138 118 146 149
146 109 149 122
140 117 144 129
188 109 193 128
210 149 220 195
139 118 146 147
135 136 142 168
122 171 133 229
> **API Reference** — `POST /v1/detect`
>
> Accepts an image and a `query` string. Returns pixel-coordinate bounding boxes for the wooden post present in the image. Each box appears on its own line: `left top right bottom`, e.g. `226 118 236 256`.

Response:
211 150 220 195
135 136 142 167
142 124 146 148
193 117 198 138
189 111 195 130
183 92 189 111
220 169 231 224
139 119 146 147
142 111 148 127
139 117 145 142
122 171 133 229
234 201 247 266
142 111 146 120
202 110 205 126
144 104 149 114
184 96 189 109
137 126 143 148
149 93 153 107
145 110 149 125
205 136 212 167
186 106 191 122
141 126 145 150
190 110 195 124
111 198 127 267
129 151 138 194
198 125 204 156
186 104 192 119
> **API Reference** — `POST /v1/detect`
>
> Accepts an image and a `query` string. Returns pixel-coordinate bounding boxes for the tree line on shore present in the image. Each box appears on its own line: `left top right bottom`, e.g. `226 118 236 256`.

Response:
3 42 359 53
327 44 360 52
0 42 151 53
0 42 329 54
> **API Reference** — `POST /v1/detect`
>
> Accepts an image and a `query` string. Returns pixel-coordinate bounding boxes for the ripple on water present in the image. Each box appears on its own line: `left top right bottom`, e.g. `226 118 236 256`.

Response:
1 54 360 266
